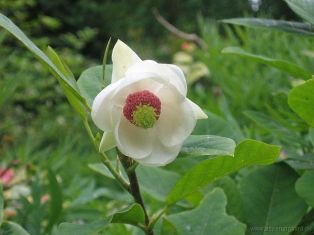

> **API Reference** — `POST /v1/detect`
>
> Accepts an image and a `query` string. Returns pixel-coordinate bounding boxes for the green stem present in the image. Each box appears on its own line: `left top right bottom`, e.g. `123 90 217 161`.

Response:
83 120 97 148
99 152 129 191
119 154 154 235
148 207 168 230
83 120 129 191
84 120 154 233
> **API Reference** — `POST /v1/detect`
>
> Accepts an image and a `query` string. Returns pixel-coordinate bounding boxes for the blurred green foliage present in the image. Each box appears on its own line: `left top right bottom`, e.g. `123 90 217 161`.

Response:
1 0 314 234
0 0 295 59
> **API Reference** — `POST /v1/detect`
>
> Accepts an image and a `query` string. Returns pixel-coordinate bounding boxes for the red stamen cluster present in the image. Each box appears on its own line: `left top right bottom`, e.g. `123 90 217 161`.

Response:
123 90 161 124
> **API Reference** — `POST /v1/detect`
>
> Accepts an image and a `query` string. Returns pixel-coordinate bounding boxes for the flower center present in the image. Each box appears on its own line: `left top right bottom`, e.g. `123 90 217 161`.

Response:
123 90 161 129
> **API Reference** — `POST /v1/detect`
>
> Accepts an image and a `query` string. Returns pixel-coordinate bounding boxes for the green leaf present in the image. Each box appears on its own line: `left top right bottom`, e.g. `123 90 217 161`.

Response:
0 221 30 235
77 65 112 106
103 224 130 235
285 0 314 25
57 220 109 235
167 188 246 235
166 140 280 205
193 111 245 142
244 110 291 132
102 38 111 81
45 46 88 118
222 47 312 80
295 170 314 207
89 163 180 202
286 153 314 171
137 166 180 202
243 111 274 129
46 170 63 232
70 180 121 206
111 203 145 226
214 177 245 222
240 164 307 235
288 79 314 127
181 135 236 157
310 128 314 146
88 163 114 179
63 86 88 119
0 184 3 225
46 46 76 86
221 18 314 36
56 204 144 234
160 218 178 235
244 110 301 145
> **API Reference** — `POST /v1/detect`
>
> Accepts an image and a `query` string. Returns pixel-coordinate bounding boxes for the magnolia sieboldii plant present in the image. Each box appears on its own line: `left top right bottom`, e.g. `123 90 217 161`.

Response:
0 13 282 235
91 40 207 166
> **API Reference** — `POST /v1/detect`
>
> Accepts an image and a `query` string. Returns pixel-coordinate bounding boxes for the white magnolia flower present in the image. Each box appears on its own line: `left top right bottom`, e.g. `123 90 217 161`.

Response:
91 40 207 166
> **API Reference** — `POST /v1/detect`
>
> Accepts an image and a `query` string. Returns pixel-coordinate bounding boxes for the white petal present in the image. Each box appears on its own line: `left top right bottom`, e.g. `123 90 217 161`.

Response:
99 131 116 153
91 80 123 131
115 117 153 159
166 64 187 96
111 40 141 83
136 140 182 167
126 60 187 96
187 99 208 119
156 87 196 147
111 77 164 105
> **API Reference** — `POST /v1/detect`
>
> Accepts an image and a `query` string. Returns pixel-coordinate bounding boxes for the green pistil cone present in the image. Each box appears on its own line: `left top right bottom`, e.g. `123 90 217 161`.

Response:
133 105 157 128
